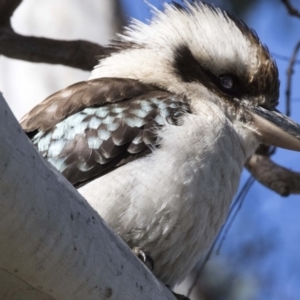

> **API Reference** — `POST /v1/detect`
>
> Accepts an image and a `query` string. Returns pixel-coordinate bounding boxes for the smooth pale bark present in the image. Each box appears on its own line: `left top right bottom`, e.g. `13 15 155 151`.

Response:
0 93 174 300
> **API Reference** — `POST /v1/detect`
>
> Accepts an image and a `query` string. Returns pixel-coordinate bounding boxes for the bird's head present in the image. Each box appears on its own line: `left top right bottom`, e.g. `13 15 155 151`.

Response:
91 1 300 152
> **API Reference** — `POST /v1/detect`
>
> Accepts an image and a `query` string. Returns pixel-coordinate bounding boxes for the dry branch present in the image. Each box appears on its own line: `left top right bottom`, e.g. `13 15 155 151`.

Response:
0 0 22 26
245 154 300 196
0 29 105 70
282 0 300 18
0 0 118 71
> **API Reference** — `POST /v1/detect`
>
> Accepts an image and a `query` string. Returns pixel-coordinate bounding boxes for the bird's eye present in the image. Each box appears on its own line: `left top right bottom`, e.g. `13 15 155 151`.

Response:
218 74 236 91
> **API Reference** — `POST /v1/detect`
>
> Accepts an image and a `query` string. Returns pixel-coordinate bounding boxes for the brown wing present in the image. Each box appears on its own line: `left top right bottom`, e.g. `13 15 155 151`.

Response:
21 78 191 187
21 78 157 133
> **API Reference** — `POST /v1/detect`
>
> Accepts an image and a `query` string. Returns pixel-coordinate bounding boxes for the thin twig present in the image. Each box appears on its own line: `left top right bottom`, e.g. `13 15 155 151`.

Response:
271 52 300 64
282 0 300 18
285 41 300 117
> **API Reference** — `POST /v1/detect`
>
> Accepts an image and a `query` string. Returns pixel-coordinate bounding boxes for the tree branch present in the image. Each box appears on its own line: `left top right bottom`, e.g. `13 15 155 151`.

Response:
245 154 300 196
0 92 174 300
282 0 300 18
0 29 105 70
0 0 22 26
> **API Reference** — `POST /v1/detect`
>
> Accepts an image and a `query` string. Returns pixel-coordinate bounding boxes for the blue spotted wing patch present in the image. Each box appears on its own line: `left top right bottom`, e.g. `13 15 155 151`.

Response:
31 95 190 186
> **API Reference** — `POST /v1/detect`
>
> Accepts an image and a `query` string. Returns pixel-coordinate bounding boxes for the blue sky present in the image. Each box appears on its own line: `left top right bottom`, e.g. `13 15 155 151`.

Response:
120 1 300 299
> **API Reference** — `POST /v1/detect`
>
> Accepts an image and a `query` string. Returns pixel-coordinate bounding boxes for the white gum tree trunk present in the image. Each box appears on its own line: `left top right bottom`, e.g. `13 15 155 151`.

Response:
0 93 174 300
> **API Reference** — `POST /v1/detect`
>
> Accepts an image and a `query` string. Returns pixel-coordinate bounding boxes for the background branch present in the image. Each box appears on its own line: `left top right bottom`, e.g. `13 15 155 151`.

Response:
0 0 118 71
282 0 300 18
245 154 300 196
0 0 22 26
0 30 105 70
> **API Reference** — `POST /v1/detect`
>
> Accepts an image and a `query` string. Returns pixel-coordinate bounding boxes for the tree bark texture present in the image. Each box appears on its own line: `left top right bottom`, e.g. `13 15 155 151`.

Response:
0 92 174 300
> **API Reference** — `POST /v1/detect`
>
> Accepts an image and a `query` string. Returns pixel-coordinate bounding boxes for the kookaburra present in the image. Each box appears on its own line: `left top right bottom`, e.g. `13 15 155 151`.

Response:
21 0 300 292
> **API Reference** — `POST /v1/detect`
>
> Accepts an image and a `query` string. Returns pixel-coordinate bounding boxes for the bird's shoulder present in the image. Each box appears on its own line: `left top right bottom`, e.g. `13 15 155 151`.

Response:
21 77 191 187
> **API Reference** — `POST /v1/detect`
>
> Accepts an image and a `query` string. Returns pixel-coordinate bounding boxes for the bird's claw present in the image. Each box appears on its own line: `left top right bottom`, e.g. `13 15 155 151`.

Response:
132 247 154 271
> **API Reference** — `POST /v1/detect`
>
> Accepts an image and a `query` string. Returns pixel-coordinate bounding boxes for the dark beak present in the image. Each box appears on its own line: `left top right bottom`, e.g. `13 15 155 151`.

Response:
247 106 300 151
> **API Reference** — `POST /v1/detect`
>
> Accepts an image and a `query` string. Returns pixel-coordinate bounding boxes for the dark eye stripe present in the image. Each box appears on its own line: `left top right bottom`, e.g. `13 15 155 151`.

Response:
173 45 238 97
173 44 279 106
